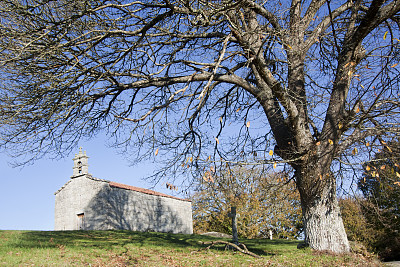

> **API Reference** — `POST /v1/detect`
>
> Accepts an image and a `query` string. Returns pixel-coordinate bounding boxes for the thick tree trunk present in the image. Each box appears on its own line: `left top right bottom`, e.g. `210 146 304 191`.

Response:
302 193 350 253
296 164 350 253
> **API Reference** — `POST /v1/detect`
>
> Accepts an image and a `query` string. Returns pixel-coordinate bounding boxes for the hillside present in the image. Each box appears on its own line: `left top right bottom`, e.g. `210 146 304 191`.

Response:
0 230 380 266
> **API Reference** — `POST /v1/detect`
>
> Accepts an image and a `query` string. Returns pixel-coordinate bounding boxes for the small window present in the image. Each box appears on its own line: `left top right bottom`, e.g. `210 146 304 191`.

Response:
78 161 82 174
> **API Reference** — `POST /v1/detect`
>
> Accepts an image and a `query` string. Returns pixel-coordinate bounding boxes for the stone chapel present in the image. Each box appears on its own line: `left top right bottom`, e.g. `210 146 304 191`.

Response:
54 148 193 234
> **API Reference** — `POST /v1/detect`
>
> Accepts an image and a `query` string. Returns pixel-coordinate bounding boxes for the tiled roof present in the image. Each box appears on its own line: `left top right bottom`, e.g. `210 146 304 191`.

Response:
109 181 191 202
55 174 190 202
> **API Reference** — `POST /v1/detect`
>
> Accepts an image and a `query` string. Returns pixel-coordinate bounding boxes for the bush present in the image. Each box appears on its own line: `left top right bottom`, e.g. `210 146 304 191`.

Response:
358 139 400 261
340 196 400 261
339 197 377 246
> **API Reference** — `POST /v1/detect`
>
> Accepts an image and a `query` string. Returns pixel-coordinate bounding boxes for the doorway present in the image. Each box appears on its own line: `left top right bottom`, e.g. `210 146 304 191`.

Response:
77 213 85 230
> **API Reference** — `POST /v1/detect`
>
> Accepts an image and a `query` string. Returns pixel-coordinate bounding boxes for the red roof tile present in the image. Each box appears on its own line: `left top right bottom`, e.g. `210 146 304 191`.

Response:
108 181 191 202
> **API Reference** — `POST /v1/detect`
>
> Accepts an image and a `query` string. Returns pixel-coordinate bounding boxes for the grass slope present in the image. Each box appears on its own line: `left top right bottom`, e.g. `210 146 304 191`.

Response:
0 230 380 266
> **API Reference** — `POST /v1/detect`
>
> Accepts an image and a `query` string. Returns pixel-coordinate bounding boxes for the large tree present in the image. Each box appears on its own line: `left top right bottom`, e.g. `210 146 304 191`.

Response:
1 0 400 253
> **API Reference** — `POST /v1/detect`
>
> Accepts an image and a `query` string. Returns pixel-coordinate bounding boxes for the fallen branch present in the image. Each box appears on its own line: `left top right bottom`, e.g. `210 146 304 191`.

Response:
196 240 261 258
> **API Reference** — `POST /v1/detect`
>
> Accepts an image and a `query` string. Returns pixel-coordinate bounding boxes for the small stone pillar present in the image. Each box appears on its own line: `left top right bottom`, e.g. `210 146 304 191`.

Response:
228 206 238 244
269 229 273 240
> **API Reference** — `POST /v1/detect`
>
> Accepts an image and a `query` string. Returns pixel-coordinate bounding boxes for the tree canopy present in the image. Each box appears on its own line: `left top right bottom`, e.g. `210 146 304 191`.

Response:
1 0 400 253
359 139 400 260
192 167 302 239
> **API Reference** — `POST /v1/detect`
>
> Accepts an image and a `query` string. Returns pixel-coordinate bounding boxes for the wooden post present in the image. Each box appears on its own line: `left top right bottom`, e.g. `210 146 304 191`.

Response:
228 206 238 244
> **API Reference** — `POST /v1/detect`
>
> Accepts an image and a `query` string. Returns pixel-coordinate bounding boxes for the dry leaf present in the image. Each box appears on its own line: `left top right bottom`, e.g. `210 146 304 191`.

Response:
269 150 274 156
155 148 159 156
366 142 370 147
366 166 371 171
391 63 398 68
355 106 360 113
352 147 358 155
273 162 277 169
386 146 393 153
384 31 388 40
338 122 343 129
215 137 219 144
316 141 321 146
328 139 334 145
396 172 400 178
219 117 223 122
380 165 386 170
246 121 250 128
236 107 241 112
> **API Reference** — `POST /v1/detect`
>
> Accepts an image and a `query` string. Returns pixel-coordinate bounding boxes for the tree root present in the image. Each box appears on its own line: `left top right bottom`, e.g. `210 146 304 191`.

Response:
196 240 261 258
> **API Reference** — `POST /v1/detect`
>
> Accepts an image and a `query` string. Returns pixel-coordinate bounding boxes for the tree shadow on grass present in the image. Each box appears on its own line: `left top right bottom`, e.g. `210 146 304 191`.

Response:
15 231 288 257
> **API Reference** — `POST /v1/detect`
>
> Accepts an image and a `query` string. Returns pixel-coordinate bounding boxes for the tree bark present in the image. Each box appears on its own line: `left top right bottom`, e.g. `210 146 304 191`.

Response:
296 160 350 253
229 206 239 245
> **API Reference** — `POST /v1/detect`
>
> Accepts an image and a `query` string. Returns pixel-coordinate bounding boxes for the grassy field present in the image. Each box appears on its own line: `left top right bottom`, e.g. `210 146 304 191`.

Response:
0 230 381 266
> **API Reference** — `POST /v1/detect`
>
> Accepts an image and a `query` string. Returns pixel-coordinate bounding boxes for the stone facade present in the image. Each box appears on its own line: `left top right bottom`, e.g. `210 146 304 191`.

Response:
54 148 193 234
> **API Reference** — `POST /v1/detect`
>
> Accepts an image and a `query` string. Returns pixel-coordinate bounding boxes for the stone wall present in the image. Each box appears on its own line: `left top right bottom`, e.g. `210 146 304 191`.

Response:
54 175 193 234
54 175 108 231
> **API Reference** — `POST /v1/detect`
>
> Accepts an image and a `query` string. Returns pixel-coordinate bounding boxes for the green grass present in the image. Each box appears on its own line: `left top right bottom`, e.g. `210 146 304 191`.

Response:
0 230 380 266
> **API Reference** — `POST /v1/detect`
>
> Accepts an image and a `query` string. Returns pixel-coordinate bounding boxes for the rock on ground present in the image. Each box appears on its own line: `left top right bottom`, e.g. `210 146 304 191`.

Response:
200 232 232 238
384 262 400 267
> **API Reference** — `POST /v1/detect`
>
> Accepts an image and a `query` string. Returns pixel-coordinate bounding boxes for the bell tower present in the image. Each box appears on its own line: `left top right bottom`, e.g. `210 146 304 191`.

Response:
72 147 89 177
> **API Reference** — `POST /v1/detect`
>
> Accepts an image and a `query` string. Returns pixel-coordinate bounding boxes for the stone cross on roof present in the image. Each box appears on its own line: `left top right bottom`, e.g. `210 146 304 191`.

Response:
72 147 89 177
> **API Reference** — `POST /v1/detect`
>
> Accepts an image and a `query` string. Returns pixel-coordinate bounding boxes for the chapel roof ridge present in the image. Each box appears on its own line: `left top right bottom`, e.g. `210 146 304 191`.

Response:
108 181 191 202
55 173 190 202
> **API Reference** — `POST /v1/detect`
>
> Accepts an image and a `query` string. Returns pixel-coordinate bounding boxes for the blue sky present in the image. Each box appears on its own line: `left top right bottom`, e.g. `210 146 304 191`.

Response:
0 138 180 231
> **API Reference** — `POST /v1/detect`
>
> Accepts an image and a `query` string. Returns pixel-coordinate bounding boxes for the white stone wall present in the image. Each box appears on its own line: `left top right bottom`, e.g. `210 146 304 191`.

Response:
55 176 193 234
54 175 108 231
